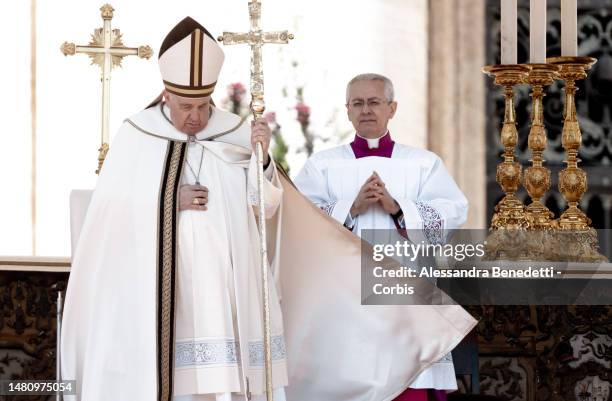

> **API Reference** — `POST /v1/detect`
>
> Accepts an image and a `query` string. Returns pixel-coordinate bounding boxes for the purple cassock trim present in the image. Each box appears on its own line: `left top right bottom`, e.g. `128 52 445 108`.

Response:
350 132 395 159
393 388 447 401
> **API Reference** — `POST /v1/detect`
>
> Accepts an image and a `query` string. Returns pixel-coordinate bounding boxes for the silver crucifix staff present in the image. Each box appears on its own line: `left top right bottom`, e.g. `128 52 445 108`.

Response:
218 1 293 400
61 4 152 174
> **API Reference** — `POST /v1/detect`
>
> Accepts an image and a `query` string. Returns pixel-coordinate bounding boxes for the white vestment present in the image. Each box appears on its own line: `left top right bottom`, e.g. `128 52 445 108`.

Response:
172 115 286 398
294 142 469 391
61 104 287 401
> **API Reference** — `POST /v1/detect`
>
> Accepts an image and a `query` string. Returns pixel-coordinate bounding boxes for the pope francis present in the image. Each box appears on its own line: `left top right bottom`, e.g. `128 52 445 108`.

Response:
61 17 287 401
61 16 477 401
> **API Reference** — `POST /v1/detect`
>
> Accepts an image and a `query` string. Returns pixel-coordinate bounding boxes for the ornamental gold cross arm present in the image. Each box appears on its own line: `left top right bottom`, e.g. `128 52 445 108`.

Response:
217 31 294 46
60 4 152 174
61 42 152 59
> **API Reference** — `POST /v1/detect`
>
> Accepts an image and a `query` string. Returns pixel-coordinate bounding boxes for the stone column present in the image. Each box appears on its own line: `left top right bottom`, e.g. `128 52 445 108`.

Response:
427 0 487 228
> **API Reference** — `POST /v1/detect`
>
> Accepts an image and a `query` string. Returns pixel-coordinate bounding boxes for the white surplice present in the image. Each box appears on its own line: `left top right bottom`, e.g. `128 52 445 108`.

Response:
294 142 469 391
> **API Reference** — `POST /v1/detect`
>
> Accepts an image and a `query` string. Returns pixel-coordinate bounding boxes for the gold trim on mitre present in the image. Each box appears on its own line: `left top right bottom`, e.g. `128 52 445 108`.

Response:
163 80 216 98
191 29 202 87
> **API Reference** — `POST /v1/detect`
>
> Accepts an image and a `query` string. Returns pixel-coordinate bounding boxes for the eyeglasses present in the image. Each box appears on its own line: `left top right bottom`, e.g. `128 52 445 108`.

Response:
347 99 392 110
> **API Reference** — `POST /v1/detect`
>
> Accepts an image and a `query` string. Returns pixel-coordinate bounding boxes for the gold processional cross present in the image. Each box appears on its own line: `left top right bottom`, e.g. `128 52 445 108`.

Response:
61 4 152 174
217 1 293 399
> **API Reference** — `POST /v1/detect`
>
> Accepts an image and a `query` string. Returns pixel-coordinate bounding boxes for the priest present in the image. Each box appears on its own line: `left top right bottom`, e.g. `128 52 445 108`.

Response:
294 73 470 401
61 17 288 401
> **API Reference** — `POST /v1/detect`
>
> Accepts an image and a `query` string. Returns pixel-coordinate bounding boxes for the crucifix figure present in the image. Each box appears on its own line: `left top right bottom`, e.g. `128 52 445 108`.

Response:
61 3 152 174
218 2 293 400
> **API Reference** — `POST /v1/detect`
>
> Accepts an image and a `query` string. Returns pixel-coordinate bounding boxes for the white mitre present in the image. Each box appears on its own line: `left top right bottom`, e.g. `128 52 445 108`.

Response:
131 17 250 148
158 16 225 98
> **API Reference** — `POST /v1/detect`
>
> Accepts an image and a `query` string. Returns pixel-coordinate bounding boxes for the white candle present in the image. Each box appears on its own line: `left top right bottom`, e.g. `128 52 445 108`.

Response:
561 0 578 56
530 0 547 63
501 0 518 64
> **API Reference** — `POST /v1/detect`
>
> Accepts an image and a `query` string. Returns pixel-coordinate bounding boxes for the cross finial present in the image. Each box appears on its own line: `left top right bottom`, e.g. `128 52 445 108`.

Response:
217 0 293 119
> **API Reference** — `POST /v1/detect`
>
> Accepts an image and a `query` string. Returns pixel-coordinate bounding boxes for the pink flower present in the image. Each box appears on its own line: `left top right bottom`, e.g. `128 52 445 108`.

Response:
295 103 310 125
227 82 246 103
295 103 310 115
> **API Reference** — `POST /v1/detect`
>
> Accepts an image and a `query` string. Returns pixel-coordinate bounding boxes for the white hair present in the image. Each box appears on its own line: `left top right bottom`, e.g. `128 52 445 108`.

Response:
346 73 395 104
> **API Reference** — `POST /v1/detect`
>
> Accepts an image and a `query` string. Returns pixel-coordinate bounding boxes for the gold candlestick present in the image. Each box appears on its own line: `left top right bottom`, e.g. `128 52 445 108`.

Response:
548 56 597 230
524 64 559 229
483 64 530 230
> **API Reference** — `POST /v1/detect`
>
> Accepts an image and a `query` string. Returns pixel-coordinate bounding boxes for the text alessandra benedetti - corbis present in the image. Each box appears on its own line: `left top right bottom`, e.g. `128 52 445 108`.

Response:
372 266 557 279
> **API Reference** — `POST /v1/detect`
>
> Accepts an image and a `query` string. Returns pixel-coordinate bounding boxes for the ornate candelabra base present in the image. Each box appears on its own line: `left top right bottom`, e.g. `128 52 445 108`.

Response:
491 194 530 230
484 229 606 262
484 228 531 261
525 201 556 229
549 229 607 262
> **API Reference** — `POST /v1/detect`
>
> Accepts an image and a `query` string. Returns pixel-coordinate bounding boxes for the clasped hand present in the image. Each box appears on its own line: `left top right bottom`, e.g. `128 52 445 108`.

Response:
350 172 400 217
